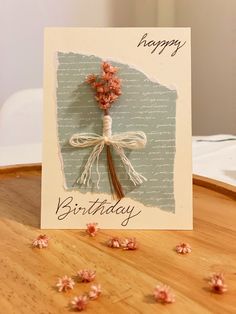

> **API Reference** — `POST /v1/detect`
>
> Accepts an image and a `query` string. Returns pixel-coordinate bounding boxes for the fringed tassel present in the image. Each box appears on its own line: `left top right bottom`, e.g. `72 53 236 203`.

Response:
70 113 146 198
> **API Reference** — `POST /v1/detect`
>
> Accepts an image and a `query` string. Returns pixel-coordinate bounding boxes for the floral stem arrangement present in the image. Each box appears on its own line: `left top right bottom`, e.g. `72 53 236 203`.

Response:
69 62 147 199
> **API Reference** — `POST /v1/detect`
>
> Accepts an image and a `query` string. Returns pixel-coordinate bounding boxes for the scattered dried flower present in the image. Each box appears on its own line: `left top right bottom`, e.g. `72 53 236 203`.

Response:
107 237 121 248
32 234 49 249
121 238 138 250
71 295 88 311
209 273 227 294
175 242 192 254
153 284 175 304
86 223 99 237
89 284 102 300
56 275 75 292
77 269 96 283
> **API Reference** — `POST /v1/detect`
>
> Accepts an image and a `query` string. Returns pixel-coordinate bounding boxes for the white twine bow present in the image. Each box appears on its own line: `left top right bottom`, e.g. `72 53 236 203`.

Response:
69 115 147 188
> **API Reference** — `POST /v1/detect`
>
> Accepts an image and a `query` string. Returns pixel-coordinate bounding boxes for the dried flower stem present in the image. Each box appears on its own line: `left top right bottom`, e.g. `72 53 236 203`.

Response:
106 137 124 199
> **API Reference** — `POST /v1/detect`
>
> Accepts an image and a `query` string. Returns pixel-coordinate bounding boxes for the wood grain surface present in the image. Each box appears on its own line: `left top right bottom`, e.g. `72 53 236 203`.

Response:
0 165 236 314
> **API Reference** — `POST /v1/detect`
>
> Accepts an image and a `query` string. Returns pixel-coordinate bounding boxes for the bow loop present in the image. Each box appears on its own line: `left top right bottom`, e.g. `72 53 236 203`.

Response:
69 116 147 189
69 133 102 148
110 131 147 149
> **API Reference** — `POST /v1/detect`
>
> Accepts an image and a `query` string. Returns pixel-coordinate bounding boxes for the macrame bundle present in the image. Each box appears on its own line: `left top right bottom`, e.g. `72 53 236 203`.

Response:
69 62 147 199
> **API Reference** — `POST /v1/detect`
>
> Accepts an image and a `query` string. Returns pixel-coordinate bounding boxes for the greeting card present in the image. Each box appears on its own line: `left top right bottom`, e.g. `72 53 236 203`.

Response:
41 27 192 229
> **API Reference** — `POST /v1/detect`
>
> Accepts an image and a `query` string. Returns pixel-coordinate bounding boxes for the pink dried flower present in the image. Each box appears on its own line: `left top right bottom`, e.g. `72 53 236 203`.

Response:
86 74 97 84
121 238 138 250
71 295 88 311
96 86 104 93
86 61 122 110
56 275 75 292
153 284 175 304
209 273 227 294
86 223 99 237
107 237 121 248
102 62 118 74
77 269 96 283
32 234 49 249
89 284 102 300
175 242 192 254
102 72 113 81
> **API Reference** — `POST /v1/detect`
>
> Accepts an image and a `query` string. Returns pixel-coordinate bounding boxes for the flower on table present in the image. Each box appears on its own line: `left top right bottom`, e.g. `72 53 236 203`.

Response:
107 237 121 248
56 275 75 292
153 284 175 304
121 238 138 250
32 234 49 249
71 295 88 311
86 223 99 237
77 269 96 283
89 284 102 300
175 242 192 254
209 273 227 294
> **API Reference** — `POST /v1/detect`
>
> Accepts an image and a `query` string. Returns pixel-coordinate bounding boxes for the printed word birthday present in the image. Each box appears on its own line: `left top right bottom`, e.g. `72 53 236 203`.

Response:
137 33 186 56
56 197 142 227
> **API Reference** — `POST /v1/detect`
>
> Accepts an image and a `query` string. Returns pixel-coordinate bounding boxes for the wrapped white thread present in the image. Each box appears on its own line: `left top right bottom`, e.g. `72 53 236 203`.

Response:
103 115 112 139
69 115 147 188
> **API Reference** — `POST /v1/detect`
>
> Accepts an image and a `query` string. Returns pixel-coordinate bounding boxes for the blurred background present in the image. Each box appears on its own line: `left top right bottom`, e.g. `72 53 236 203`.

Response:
0 0 235 185
1 0 235 135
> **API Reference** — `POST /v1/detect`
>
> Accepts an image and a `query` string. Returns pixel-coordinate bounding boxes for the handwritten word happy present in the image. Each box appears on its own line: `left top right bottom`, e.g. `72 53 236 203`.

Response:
137 33 186 56
56 197 142 227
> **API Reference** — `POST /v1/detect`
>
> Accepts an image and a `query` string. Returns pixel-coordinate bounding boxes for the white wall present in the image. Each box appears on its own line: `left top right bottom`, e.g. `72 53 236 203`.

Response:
175 0 236 135
1 0 235 135
0 0 113 106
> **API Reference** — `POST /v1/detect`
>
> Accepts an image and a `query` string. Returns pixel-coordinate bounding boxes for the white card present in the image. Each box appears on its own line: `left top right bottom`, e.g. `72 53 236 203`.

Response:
41 27 192 229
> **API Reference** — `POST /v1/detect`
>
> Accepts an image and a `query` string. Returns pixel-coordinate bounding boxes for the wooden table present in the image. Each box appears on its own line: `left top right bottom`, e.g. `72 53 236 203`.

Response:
0 165 236 314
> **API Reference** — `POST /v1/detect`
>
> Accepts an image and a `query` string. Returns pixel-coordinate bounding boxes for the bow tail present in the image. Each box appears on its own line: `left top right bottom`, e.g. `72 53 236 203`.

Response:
77 143 104 188
113 144 147 186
